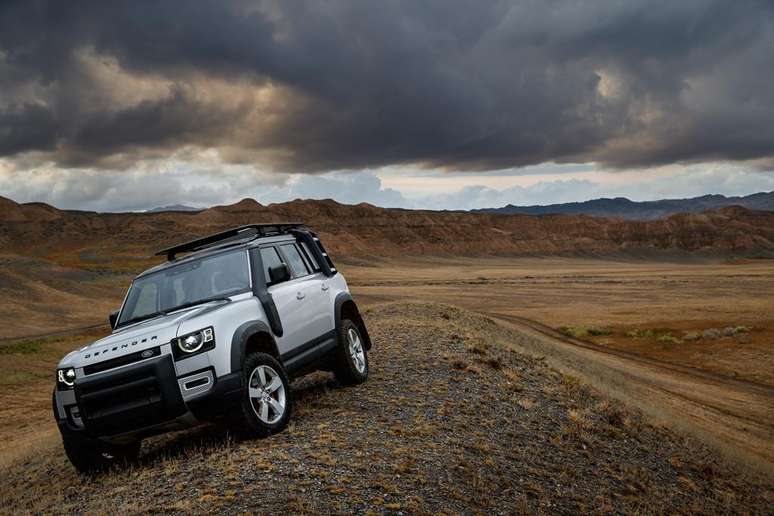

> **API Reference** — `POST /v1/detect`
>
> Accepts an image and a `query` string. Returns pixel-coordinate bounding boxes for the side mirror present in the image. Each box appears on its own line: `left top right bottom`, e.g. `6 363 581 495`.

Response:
269 263 291 284
109 309 119 329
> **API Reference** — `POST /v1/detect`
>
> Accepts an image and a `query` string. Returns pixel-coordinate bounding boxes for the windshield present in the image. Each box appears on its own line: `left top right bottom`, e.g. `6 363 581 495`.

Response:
117 249 251 327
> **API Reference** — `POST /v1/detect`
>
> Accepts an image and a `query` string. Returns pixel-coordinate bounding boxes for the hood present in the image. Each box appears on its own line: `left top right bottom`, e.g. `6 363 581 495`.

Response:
58 300 229 369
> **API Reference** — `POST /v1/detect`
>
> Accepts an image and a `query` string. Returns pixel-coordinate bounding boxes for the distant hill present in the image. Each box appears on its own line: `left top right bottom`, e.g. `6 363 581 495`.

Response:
2 195 773 260
145 204 201 213
473 191 774 220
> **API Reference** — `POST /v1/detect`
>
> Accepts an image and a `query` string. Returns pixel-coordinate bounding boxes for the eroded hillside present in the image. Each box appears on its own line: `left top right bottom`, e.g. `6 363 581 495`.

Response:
2 195 774 261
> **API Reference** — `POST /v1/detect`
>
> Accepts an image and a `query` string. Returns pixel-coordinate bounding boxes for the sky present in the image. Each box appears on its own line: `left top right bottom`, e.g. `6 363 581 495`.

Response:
1 0 773 212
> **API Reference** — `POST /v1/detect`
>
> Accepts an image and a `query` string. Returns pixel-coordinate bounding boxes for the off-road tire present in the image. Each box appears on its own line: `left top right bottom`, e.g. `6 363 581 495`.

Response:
332 318 369 385
61 429 141 475
236 352 293 438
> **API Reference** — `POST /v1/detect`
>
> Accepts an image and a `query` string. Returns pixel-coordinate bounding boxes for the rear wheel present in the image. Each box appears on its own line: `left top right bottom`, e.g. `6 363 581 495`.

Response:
236 352 292 438
61 429 141 475
332 319 369 385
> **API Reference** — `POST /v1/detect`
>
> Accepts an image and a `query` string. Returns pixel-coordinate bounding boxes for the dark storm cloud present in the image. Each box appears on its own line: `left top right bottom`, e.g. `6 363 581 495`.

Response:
1 0 773 171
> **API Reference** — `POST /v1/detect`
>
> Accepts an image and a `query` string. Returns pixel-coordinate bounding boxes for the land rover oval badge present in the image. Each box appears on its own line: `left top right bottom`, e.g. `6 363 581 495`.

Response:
141 349 154 359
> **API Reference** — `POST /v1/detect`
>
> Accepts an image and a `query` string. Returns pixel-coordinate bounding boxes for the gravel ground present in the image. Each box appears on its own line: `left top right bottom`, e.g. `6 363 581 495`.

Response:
1 302 771 514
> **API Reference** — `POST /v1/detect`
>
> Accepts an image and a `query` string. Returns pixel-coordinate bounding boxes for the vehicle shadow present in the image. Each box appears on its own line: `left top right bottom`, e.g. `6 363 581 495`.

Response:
129 371 343 469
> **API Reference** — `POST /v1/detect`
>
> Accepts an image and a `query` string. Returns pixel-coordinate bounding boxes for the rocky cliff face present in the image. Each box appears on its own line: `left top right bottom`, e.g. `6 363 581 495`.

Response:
2 196 774 259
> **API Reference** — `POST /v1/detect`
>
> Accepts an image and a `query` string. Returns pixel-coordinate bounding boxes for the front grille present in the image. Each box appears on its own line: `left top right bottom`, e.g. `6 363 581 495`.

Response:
75 355 186 436
83 346 161 375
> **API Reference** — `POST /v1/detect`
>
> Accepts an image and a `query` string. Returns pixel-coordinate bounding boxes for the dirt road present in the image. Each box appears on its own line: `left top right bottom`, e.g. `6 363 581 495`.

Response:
483 313 774 474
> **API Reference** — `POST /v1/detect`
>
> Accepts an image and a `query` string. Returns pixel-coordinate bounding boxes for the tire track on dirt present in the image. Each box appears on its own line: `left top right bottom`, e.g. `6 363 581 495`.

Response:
492 312 774 395
486 312 774 474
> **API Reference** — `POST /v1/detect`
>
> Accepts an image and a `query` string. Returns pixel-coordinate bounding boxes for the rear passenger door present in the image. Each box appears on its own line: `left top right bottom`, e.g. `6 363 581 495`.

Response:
277 242 334 340
259 243 333 357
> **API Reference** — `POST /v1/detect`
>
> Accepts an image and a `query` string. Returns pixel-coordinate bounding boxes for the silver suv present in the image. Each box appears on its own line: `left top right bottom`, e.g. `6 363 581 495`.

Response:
52 224 372 473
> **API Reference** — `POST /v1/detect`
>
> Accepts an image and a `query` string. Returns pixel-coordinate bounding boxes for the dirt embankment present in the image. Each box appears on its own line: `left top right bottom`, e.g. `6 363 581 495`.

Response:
0 304 771 513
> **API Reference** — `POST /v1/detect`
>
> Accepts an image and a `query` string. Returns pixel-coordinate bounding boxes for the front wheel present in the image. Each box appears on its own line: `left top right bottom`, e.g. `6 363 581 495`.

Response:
236 352 292 438
332 319 369 385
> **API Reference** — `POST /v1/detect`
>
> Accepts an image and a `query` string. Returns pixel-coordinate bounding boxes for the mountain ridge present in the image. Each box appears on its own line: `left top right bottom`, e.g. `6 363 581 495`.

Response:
1 194 773 259
473 191 774 220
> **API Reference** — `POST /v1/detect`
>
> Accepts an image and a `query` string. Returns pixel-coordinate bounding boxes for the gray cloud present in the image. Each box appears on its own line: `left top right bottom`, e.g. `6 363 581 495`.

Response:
1 0 773 172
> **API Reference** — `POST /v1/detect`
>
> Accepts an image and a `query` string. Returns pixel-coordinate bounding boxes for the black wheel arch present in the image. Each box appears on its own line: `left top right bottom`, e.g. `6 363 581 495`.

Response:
230 320 280 373
334 292 372 350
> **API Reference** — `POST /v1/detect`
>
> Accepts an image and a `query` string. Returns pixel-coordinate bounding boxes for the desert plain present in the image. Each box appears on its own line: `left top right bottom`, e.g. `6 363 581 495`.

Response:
0 196 772 512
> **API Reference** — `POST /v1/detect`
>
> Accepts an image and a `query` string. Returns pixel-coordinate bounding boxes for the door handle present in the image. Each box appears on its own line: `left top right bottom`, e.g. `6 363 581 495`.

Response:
321 283 329 291
296 291 305 300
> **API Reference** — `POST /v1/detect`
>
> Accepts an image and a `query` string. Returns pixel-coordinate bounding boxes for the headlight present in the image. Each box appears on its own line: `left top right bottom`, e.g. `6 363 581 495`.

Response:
57 368 76 389
174 327 214 358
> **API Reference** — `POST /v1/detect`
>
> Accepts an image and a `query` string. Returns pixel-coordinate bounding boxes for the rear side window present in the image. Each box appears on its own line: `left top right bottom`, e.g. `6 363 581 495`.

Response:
280 244 310 278
260 247 284 284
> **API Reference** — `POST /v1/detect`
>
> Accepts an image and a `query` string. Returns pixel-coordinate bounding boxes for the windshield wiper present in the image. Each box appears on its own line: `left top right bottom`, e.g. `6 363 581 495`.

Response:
162 296 230 315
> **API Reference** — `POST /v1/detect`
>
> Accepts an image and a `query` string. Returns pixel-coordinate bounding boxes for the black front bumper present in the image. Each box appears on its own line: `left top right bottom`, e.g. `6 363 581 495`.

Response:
56 355 242 439
75 354 187 436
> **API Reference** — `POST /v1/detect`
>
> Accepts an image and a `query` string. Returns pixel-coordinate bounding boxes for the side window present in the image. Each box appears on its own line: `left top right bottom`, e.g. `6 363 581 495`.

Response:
260 247 284 285
280 244 310 278
299 241 320 272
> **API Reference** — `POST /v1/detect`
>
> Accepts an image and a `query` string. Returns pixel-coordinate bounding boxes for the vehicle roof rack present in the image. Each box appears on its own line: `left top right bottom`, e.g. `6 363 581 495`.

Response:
156 223 304 261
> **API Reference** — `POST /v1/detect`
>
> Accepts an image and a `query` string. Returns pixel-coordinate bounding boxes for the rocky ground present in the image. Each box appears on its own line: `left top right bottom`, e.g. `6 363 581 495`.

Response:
1 302 771 514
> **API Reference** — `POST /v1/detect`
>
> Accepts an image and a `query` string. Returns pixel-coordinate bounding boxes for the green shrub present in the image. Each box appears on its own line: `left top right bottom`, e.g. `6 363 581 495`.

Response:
559 326 611 339
656 333 681 345
625 329 655 338
626 328 682 344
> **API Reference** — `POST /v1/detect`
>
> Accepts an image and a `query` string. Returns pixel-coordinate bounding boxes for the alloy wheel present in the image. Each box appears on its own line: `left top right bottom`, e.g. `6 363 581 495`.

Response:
347 327 366 374
248 365 286 424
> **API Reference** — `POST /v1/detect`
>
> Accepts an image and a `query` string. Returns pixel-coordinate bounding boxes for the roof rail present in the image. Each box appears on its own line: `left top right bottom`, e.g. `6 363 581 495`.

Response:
156 223 304 261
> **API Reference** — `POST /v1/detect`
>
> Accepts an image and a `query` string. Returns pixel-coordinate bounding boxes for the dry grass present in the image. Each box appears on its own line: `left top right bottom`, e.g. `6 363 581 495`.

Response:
1 302 771 513
0 329 108 464
345 256 774 386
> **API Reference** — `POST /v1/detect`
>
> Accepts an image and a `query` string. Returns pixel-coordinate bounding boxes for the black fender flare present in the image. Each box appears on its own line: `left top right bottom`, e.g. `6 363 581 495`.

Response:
230 320 279 373
334 292 372 350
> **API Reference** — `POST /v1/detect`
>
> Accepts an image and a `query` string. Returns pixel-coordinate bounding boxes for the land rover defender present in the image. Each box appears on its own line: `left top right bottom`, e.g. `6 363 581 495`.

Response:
52 224 371 473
